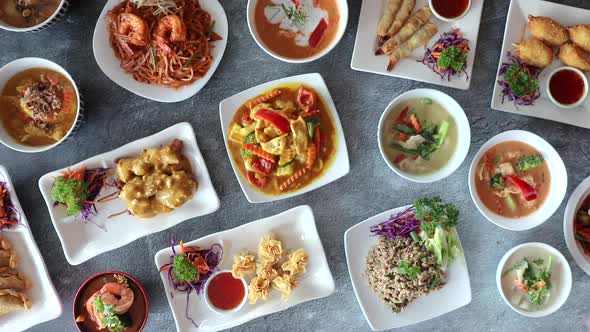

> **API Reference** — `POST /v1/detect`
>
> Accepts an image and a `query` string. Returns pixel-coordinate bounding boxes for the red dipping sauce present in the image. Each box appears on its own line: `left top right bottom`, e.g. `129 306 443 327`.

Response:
207 272 245 310
549 69 586 105
431 0 470 19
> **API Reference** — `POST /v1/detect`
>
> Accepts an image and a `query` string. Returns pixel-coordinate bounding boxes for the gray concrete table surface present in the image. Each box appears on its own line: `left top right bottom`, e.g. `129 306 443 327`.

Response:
0 0 588 331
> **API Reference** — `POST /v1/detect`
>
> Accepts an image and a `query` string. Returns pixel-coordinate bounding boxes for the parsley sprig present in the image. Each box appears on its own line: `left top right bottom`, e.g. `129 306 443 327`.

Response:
414 197 459 234
504 63 539 97
437 46 467 72
173 254 199 282
51 177 89 216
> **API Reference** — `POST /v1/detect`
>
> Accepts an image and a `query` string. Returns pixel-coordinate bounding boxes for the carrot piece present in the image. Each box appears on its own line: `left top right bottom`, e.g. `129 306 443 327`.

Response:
393 107 408 125
313 127 321 152
242 144 276 162
279 167 308 191
533 280 546 290
300 109 320 119
247 89 282 108
61 86 74 113
306 144 317 169
407 114 422 134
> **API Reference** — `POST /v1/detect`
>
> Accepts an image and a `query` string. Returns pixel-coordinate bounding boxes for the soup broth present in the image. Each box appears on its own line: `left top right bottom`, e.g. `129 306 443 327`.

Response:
382 98 458 175
475 141 551 218
0 0 60 28
574 195 590 255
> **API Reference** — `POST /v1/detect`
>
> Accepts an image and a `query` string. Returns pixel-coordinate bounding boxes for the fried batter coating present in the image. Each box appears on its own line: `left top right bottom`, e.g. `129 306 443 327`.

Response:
559 43 590 71
569 24 590 53
514 37 554 68
528 15 568 47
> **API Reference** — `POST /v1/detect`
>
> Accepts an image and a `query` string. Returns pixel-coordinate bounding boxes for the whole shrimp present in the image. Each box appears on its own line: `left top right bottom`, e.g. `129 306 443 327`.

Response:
85 282 135 329
118 13 148 46
154 15 186 53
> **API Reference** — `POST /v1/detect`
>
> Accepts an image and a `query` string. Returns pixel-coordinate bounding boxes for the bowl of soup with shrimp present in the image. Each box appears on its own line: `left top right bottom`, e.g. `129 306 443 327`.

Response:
0 0 66 32
247 0 348 63
469 130 567 231
0 57 80 153
378 88 470 183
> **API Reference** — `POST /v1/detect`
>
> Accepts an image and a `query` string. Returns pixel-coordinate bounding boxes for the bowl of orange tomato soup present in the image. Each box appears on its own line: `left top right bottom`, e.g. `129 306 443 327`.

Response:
468 130 567 231
246 0 348 63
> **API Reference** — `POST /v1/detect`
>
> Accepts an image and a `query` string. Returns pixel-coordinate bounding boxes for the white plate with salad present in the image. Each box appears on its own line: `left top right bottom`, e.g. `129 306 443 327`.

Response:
496 242 572 317
344 197 471 330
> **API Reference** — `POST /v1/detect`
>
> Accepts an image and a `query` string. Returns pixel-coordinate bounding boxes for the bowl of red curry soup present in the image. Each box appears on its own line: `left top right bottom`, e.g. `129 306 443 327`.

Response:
73 271 149 332
246 0 348 63
468 130 567 231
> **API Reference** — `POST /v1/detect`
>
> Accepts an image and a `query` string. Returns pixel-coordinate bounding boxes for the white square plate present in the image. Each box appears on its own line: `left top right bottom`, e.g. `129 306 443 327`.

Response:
38 123 220 265
491 0 590 128
344 205 471 331
0 166 62 331
350 0 485 90
219 73 350 203
92 0 228 103
154 205 335 332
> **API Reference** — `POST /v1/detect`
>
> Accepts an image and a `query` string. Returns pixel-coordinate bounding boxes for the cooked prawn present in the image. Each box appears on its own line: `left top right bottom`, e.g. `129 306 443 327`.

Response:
118 13 148 46
98 282 135 315
154 15 186 53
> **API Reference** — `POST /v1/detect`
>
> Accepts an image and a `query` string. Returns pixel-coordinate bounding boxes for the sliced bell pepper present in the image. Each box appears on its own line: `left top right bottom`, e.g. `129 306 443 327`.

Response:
247 171 267 188
241 111 254 126
393 107 409 125
297 86 317 112
251 158 276 176
505 175 538 201
309 18 328 48
254 109 290 134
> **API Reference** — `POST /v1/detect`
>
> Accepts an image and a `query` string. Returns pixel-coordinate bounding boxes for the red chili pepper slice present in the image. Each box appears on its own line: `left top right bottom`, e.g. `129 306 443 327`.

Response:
254 109 291 134
251 158 276 176
505 175 538 201
393 154 406 164
393 107 409 125
241 111 254 126
291 0 301 9
247 171 267 188
309 18 328 48
297 86 317 112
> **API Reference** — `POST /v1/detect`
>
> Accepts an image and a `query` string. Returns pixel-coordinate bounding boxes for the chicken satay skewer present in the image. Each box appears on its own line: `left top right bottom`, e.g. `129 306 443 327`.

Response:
387 22 438 71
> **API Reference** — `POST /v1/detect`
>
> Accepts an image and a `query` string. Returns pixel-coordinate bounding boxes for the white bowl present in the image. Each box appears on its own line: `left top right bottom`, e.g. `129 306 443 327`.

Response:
203 270 248 315
468 130 567 231
546 66 589 109
563 175 590 275
219 73 350 204
429 0 472 22
377 88 471 183
0 0 68 32
246 0 348 63
0 57 81 153
92 0 228 103
496 242 572 317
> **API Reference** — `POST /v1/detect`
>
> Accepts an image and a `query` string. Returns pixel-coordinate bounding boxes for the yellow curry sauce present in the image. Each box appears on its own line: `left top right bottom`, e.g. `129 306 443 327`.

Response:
228 83 337 195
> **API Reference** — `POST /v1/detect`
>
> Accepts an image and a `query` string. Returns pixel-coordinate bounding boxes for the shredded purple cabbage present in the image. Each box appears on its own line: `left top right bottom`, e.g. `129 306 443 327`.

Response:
0 181 21 230
419 29 470 81
80 168 110 223
370 206 420 239
497 52 542 106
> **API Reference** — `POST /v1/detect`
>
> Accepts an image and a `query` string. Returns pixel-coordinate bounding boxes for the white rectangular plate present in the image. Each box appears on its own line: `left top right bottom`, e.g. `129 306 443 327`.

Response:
491 0 590 128
344 205 471 331
0 166 62 331
38 122 220 265
154 205 335 332
351 0 485 90
219 73 350 203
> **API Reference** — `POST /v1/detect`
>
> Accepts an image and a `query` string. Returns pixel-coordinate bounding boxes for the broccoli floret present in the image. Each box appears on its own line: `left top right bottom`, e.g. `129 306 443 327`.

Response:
490 174 504 189
516 154 544 171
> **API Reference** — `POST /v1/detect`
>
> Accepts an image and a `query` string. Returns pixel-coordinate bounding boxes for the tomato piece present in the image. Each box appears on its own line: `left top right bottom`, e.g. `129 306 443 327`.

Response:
297 86 317 112
254 109 290 134
251 158 276 176
505 175 538 201
247 171 267 188
309 18 328 48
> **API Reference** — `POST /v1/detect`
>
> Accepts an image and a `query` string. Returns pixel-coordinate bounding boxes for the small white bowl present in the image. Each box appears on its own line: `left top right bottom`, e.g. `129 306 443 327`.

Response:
468 130 567 231
0 0 69 32
246 0 348 63
429 0 472 22
563 175 590 276
0 57 81 153
546 66 589 109
496 242 572 317
203 270 248 315
377 88 471 183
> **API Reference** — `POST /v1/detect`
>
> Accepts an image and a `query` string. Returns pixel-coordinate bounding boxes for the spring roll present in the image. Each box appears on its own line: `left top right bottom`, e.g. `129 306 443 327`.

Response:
387 22 438 71
377 0 403 45
0 250 17 269
0 290 32 315
0 238 10 251
385 0 416 39
0 268 31 290
376 6 432 55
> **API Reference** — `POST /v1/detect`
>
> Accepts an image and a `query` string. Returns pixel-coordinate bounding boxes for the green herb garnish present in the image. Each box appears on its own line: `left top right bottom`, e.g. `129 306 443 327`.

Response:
516 154 544 171
93 296 127 332
398 260 421 281
504 63 539 97
173 254 199 282
51 176 89 216
415 120 449 161
280 4 306 26
437 46 467 72
149 47 157 71
414 197 459 234
490 173 504 189
207 20 216 38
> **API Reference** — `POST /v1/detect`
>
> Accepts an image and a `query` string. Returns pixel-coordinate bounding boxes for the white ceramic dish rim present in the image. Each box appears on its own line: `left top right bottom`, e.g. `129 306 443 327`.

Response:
428 0 472 22
219 72 350 203
495 242 572 317
377 88 471 183
546 66 589 109
246 0 349 63
92 0 228 103
0 57 81 153
0 165 63 330
203 270 249 315
468 130 567 231
563 175 590 275
0 0 67 32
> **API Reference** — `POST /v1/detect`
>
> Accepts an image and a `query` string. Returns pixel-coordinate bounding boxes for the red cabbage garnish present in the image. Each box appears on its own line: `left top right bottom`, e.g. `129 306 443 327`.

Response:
419 29 470 81
370 206 420 239
497 52 542 106
0 181 21 230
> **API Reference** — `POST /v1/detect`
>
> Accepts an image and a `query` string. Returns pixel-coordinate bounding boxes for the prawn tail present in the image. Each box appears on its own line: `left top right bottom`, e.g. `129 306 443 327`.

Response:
387 58 398 71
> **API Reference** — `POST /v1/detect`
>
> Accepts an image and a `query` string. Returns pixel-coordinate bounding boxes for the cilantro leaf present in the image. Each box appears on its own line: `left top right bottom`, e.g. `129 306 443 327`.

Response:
397 260 421 281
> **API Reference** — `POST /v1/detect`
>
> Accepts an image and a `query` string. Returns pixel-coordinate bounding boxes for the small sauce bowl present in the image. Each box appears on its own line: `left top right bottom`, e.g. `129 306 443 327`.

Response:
546 66 589 109
429 0 472 22
203 270 248 315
